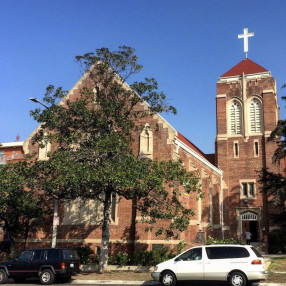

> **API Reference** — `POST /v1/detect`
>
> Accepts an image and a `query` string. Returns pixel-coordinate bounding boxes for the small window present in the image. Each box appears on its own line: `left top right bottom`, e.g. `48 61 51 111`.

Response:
254 141 259 157
178 248 202 261
234 142 239 157
0 151 5 164
241 182 256 198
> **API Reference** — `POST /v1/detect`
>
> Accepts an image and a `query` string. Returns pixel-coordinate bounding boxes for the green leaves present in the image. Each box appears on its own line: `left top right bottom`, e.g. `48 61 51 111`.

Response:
28 46 201 270
0 160 47 236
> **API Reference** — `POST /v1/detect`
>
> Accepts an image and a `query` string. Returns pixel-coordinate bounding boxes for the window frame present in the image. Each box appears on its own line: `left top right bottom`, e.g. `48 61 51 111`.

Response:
240 180 256 199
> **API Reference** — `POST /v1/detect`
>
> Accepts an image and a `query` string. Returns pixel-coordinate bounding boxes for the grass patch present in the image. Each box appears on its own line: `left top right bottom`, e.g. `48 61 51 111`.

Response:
266 273 286 283
268 257 286 272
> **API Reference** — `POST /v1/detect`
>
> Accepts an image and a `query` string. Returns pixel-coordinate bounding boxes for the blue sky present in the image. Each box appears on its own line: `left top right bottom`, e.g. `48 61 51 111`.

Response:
0 0 285 154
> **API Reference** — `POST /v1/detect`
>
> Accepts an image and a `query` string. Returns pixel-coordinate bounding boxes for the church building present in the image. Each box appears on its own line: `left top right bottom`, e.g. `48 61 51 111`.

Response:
6 29 284 254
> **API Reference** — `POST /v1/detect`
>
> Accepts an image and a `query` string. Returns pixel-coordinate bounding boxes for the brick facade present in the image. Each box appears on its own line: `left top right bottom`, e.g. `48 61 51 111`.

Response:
5 58 283 255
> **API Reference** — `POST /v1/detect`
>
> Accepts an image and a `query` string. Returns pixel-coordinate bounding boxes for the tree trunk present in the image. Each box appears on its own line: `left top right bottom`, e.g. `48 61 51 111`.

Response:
98 189 112 273
10 237 16 258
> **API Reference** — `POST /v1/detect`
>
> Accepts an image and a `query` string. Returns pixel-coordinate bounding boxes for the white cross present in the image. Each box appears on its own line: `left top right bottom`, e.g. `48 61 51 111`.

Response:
238 28 254 58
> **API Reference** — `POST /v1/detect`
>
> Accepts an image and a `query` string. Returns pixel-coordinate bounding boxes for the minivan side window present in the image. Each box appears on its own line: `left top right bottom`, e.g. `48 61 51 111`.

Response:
206 246 250 259
228 247 249 258
206 247 228 259
178 248 202 261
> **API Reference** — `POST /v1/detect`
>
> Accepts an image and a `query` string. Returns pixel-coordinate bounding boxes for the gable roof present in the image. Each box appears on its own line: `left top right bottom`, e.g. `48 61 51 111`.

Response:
220 58 268 78
177 132 207 159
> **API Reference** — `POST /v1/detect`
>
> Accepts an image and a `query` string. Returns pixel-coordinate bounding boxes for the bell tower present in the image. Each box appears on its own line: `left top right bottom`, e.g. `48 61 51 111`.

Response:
215 32 282 244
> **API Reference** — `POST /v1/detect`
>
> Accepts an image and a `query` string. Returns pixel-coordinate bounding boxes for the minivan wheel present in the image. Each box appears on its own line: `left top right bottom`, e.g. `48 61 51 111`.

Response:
229 271 247 286
160 271 176 286
0 270 7 284
40 269 55 285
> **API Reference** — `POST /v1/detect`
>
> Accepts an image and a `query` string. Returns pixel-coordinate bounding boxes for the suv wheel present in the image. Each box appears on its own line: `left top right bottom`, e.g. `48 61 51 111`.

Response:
0 270 7 284
40 269 55 285
229 271 247 286
160 271 176 286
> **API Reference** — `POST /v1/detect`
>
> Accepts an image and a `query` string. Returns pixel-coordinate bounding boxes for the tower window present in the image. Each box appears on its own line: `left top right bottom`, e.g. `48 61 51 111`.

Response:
234 142 239 158
241 181 256 198
254 141 259 157
230 101 242 135
249 99 262 133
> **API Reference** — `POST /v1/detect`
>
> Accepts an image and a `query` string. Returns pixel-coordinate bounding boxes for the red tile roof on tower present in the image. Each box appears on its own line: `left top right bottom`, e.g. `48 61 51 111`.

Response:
220 58 268 77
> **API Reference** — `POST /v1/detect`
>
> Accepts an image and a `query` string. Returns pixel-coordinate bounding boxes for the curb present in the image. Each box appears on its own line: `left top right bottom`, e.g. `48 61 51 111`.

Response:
72 280 159 285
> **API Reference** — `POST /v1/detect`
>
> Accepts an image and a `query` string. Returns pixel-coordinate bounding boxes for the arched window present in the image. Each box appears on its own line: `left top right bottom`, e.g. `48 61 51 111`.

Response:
230 101 242 135
249 99 262 133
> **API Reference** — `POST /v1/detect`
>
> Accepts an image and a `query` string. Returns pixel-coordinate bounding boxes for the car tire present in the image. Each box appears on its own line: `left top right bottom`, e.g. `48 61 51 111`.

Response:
40 269 55 285
160 271 176 286
0 270 7 284
229 271 247 286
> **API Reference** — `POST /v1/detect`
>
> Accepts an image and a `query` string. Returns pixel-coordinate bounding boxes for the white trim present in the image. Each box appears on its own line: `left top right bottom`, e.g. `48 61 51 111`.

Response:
0 141 24 148
175 138 223 176
219 71 271 82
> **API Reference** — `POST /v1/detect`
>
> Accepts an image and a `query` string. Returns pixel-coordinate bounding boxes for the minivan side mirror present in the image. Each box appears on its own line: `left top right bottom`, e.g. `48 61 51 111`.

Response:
174 257 180 262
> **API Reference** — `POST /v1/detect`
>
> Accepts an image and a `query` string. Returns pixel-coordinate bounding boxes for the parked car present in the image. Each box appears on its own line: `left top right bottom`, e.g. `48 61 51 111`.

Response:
151 244 267 286
0 248 81 284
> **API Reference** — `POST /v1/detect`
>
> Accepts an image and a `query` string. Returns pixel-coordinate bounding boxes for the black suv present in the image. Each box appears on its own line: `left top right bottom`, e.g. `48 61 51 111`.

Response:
0 248 81 284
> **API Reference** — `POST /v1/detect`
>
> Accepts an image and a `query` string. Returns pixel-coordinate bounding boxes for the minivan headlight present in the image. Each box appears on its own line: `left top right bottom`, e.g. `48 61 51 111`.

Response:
154 266 158 271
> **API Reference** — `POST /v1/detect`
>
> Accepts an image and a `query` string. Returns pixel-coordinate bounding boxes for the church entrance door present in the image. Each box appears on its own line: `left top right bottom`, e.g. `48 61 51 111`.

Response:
241 212 259 243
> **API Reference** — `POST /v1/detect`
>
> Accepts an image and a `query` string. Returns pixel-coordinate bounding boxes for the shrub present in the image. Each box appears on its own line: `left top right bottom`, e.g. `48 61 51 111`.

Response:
116 252 129 266
75 245 93 264
268 231 282 254
130 247 175 266
206 236 240 245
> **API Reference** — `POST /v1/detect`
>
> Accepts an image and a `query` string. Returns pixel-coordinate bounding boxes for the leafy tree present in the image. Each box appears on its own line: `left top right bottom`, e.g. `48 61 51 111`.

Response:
258 84 286 228
0 160 47 257
30 46 200 272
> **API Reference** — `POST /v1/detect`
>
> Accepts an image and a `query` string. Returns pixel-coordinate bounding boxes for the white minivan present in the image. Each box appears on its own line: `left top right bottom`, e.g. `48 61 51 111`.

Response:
151 244 267 286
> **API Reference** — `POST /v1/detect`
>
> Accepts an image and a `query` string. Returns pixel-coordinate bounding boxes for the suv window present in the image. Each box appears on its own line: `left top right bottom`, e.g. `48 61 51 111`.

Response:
46 249 60 260
63 249 79 260
18 250 33 262
178 248 202 261
32 250 43 261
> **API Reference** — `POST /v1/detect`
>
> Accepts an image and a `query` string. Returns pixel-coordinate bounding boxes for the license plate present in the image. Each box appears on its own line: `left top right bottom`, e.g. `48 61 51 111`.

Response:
70 263 74 268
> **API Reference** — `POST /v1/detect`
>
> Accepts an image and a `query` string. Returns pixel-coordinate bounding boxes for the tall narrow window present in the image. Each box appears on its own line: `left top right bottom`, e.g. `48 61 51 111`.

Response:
0 151 5 164
249 99 262 133
254 141 259 157
230 101 242 135
234 142 239 158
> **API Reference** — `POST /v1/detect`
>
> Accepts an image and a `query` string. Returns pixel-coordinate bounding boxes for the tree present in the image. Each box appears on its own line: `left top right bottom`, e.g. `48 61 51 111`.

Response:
30 46 200 272
0 160 47 257
258 84 286 227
